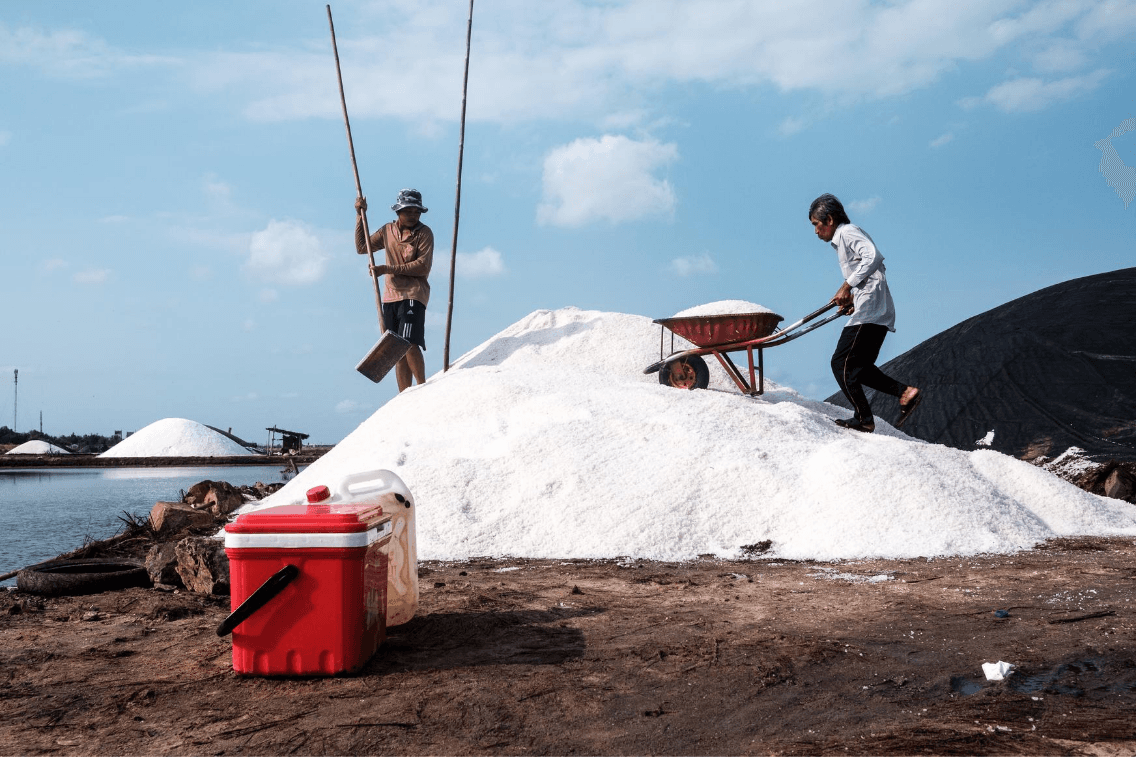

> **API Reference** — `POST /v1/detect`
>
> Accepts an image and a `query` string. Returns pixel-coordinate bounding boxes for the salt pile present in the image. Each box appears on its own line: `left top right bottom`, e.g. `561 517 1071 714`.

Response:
100 418 252 458
6 440 70 455
672 299 776 317
254 307 1136 562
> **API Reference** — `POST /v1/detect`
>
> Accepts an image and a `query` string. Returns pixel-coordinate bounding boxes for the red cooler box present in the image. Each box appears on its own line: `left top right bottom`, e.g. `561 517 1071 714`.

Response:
222 485 392 676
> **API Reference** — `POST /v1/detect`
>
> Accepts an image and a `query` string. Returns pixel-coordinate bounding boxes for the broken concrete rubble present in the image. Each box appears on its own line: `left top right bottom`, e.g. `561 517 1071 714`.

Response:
174 536 230 595
148 501 215 535
145 541 181 587
184 480 245 517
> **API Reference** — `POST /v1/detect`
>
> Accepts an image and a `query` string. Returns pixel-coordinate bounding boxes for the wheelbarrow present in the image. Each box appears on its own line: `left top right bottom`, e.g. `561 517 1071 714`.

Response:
644 302 844 395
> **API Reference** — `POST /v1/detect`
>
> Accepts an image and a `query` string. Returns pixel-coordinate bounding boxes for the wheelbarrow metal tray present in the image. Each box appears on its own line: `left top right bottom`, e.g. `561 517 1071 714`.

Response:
654 312 784 348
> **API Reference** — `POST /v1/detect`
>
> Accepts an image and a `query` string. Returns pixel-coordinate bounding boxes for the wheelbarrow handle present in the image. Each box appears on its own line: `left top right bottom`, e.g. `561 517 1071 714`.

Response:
756 301 839 344
803 301 840 322
759 308 845 348
216 564 300 637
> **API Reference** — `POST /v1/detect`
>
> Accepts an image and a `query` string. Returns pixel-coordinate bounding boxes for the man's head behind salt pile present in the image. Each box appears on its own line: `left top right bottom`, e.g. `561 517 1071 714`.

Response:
254 306 1136 563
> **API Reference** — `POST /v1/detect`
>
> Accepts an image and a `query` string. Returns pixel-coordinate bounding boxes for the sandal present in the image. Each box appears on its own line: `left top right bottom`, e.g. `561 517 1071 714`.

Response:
896 388 923 428
834 417 875 433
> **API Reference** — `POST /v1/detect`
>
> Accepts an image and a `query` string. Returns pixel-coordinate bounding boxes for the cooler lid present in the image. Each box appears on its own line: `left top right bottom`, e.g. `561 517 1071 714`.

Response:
225 502 387 535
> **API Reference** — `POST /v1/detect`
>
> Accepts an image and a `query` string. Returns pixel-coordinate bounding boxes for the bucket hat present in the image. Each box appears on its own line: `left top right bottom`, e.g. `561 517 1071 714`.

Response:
392 189 428 213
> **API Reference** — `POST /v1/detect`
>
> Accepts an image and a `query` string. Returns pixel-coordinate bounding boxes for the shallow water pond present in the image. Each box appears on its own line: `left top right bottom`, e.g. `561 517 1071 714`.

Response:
0 466 295 584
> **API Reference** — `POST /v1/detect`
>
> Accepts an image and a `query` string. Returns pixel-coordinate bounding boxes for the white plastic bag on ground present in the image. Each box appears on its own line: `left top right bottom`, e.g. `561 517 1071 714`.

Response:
982 660 1014 680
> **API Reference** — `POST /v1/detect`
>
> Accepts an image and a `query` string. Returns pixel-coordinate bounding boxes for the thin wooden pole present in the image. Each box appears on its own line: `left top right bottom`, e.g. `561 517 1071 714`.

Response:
443 0 474 371
327 4 386 332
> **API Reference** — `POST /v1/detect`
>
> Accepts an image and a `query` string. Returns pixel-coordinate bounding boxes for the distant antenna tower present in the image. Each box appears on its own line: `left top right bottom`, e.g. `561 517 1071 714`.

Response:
12 369 16 431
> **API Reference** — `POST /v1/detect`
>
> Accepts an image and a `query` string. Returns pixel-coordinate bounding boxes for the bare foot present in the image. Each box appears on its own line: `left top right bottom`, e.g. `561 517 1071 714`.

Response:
897 387 923 428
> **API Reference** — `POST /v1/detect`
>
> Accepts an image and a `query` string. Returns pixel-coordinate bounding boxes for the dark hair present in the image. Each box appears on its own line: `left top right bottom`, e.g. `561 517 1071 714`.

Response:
808 194 850 226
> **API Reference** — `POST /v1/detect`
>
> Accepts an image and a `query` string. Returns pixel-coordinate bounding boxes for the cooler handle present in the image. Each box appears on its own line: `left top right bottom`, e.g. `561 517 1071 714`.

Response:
336 469 413 505
215 564 300 637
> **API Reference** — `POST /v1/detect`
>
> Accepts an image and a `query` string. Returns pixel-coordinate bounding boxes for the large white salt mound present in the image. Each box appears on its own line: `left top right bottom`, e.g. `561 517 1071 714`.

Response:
252 307 1136 562
6 440 70 455
100 418 252 458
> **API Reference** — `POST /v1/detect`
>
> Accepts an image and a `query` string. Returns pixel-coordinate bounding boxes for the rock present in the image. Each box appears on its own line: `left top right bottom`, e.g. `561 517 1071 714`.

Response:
145 542 182 587
149 501 215 535
184 480 244 517
243 481 284 499
174 536 230 595
1104 468 1134 502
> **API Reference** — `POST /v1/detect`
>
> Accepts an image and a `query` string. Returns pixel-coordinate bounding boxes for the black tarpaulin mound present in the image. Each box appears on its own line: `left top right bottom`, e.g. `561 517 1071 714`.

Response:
826 268 1136 461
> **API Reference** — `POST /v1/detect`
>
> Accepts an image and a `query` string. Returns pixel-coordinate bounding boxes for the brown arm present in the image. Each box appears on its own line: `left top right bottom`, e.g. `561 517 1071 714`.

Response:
355 216 385 255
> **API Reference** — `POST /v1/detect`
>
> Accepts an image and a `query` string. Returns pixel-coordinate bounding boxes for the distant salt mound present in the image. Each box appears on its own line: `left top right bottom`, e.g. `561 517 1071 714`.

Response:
100 418 252 458
252 307 1136 563
673 300 776 318
6 440 70 455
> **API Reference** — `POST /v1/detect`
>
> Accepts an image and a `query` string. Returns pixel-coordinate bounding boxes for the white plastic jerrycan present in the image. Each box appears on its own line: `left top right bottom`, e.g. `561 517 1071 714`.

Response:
335 469 418 627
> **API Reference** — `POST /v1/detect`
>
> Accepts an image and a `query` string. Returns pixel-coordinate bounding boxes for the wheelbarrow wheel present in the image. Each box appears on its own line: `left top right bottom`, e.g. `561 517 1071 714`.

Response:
659 356 709 390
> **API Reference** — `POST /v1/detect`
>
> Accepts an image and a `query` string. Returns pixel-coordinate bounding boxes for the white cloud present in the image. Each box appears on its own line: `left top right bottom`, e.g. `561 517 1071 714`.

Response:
778 116 809 136
189 0 1136 126
669 252 717 277
204 176 233 204
244 219 328 285
0 131 10 147
73 268 110 284
1030 39 1089 72
7 0 1132 136
930 132 955 148
848 196 881 214
971 69 1110 112
12 1 1131 129
0 22 176 79
335 399 373 414
190 265 213 281
1076 0 1136 44
258 288 279 303
40 258 67 273
600 109 651 130
537 135 677 227
457 247 506 278
242 319 256 332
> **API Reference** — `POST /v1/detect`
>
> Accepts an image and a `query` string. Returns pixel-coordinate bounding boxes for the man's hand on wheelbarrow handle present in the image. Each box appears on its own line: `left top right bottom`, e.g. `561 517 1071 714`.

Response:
832 283 855 315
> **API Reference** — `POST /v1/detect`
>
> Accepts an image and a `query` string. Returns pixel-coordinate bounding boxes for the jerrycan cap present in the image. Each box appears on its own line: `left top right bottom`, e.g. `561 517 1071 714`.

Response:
306 485 331 504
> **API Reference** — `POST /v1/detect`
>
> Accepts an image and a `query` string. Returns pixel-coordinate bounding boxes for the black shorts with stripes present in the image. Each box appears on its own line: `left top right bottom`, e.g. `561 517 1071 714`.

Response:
382 299 426 350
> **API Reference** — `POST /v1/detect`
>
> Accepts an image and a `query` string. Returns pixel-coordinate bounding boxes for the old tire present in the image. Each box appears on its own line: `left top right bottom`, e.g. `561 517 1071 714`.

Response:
16 558 151 597
658 355 710 390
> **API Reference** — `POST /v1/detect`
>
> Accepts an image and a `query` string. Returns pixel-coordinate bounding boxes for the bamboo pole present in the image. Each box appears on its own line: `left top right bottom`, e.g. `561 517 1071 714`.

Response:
327 4 386 332
443 0 475 371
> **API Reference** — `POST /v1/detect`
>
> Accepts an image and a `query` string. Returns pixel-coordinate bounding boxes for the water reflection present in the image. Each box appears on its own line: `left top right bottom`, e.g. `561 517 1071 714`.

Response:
100 467 251 481
0 465 299 585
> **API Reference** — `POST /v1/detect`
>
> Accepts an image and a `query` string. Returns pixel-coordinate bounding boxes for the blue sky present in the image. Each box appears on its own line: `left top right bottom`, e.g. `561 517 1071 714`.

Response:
2 0 1134 445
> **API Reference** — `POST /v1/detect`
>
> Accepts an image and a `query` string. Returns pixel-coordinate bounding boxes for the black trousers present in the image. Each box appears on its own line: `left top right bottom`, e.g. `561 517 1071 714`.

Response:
831 324 905 423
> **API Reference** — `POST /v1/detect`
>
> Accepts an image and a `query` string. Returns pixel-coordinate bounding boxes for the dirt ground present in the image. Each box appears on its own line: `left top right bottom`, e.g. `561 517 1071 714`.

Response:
2 537 1134 756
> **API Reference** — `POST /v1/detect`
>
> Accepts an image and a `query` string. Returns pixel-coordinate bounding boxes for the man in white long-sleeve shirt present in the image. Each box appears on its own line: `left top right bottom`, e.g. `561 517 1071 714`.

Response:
809 193 922 433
